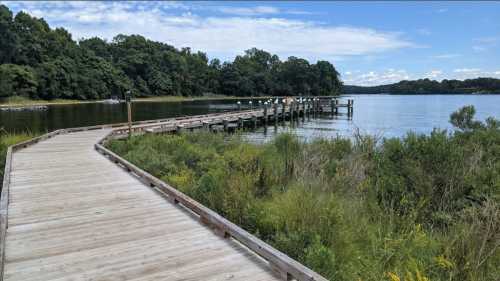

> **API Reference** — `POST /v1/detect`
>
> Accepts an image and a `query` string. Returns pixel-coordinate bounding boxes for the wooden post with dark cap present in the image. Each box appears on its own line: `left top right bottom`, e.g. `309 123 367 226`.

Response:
125 90 132 138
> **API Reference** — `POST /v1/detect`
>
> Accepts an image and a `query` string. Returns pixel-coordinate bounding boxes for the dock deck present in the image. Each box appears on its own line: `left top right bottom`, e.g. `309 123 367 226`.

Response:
0 105 335 281
3 129 282 281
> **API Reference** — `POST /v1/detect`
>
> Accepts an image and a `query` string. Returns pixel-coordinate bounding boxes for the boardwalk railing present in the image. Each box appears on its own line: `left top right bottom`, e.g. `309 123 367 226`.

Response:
96 130 328 281
0 108 335 281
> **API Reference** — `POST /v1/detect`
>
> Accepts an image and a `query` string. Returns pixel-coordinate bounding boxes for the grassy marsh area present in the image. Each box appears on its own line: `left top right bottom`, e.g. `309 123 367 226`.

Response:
107 106 499 281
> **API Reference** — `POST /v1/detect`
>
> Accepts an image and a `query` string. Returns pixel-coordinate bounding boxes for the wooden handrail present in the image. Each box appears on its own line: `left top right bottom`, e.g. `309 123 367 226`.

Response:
0 147 11 281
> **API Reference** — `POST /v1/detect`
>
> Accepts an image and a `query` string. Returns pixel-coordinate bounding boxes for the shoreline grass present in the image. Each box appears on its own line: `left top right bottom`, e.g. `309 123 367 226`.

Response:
0 96 99 108
0 95 273 108
0 130 36 190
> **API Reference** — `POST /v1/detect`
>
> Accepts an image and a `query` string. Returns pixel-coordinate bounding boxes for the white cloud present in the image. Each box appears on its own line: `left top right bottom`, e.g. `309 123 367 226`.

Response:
214 5 315 16
3 1 415 62
450 68 500 80
425 70 443 79
218 6 280 16
453 68 481 73
436 8 448 13
431 53 461 59
343 69 411 86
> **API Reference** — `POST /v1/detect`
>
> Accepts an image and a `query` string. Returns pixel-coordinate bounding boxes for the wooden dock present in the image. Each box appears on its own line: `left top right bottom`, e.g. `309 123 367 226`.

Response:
0 99 349 281
130 98 353 134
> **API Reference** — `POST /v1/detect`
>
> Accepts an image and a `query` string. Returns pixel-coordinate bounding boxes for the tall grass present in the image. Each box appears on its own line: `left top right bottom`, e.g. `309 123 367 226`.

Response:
0 129 35 190
107 106 499 281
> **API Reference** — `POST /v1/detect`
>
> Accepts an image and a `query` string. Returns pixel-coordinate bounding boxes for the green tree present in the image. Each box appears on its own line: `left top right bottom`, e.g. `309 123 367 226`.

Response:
0 5 18 64
0 64 38 98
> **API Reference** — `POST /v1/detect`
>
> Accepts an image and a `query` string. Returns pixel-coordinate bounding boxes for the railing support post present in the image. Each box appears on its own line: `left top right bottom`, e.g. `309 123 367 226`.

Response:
263 103 268 125
281 102 286 122
274 104 278 125
127 101 132 138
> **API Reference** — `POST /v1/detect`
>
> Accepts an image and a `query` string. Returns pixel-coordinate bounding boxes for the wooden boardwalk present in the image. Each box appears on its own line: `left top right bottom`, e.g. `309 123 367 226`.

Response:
2 129 285 281
0 105 336 281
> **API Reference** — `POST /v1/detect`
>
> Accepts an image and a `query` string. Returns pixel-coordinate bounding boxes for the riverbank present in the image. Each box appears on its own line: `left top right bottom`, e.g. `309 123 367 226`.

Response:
0 95 272 108
0 96 99 108
106 106 499 281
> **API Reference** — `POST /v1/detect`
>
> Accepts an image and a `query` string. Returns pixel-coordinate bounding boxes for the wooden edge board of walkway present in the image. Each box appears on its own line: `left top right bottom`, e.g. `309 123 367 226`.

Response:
0 106 337 281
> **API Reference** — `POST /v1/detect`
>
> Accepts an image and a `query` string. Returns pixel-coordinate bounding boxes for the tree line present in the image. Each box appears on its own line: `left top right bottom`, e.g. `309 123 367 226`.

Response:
0 5 342 101
344 77 500 95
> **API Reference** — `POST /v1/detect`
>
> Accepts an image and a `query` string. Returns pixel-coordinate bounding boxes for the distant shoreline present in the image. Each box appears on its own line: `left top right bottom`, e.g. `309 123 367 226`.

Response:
345 92 500 95
0 96 273 109
3 93 499 109
344 78 500 95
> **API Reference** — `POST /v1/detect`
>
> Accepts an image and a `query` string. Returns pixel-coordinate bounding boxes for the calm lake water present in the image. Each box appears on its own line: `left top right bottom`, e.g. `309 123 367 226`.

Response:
244 94 500 142
1 95 499 140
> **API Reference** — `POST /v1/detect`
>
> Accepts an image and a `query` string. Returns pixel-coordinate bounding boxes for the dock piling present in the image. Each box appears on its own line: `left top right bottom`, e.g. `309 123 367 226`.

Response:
202 121 210 131
238 117 244 129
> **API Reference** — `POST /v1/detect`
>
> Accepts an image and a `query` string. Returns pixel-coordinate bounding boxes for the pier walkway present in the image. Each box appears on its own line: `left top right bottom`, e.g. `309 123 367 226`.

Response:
0 103 338 281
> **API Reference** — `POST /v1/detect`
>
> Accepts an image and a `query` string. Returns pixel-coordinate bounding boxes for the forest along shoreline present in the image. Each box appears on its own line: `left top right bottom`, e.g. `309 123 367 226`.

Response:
0 5 342 105
105 106 500 281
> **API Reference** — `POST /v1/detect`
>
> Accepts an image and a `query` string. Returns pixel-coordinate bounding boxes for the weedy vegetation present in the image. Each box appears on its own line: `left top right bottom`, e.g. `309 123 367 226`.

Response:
0 129 34 190
108 106 499 281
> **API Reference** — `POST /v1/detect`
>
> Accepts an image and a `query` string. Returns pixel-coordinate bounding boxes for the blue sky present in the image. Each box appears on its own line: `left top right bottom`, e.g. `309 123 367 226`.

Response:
3 1 499 86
